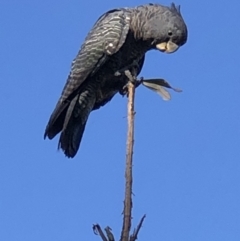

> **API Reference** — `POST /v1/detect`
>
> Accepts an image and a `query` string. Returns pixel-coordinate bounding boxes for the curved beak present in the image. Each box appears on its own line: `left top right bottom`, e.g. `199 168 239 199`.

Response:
156 41 179 53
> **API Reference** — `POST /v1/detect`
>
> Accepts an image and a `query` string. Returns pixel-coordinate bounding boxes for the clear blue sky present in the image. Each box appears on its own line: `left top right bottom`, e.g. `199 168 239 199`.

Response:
1 0 240 240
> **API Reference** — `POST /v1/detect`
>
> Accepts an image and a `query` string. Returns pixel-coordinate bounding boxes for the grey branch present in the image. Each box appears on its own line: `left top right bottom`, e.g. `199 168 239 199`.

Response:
93 225 115 241
130 215 146 241
91 75 179 241
120 70 136 241
105 227 115 241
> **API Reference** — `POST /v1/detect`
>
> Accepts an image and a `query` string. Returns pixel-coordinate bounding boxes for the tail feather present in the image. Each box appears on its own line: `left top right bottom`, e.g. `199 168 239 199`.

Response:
59 120 87 158
58 87 97 158
44 101 69 140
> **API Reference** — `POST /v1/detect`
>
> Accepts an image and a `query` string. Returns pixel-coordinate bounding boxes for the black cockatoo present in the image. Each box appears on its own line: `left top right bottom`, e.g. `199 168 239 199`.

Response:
44 3 188 157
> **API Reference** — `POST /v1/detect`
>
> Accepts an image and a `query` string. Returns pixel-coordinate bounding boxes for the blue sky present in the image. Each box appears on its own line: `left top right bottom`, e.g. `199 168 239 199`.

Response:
1 0 240 240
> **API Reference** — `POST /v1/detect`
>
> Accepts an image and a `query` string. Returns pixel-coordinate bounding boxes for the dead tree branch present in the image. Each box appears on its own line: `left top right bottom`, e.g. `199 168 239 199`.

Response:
93 71 146 241
93 225 115 241
130 215 146 241
120 70 136 241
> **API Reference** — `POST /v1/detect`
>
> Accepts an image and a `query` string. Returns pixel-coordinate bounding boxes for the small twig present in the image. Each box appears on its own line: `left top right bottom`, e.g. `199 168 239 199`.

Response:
130 215 146 241
105 226 115 241
93 224 108 241
120 70 136 241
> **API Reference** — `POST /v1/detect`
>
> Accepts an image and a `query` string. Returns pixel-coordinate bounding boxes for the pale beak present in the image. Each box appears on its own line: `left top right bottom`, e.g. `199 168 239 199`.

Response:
156 41 179 53
156 42 167 52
